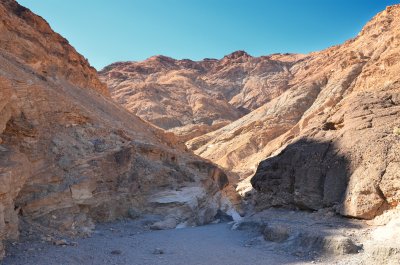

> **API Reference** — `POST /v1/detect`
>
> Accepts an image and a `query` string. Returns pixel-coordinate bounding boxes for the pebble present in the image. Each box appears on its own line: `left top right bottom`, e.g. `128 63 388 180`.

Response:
152 248 164 255
110 250 122 255
53 239 68 246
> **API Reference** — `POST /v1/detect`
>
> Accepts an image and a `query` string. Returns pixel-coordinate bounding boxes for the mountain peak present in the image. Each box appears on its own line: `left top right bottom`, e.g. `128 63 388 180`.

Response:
385 3 400 12
148 55 176 63
224 50 252 60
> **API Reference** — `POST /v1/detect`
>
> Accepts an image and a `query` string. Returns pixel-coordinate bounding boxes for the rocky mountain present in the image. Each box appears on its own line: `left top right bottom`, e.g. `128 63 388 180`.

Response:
103 5 400 221
191 5 400 219
0 1 107 96
0 0 239 259
100 51 304 141
2 0 400 262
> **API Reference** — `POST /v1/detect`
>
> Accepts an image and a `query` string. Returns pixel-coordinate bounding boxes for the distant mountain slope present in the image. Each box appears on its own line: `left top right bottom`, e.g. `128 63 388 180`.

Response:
100 51 304 140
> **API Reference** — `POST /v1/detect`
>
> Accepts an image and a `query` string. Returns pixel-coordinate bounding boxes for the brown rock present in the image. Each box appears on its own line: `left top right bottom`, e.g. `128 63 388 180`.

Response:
187 4 400 220
0 0 238 259
100 4 400 223
99 52 303 140
100 5 400 223
0 0 107 96
99 5 400 222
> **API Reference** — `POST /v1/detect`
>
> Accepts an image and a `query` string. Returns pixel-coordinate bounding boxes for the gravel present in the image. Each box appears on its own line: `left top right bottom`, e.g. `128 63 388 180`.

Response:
1 219 305 265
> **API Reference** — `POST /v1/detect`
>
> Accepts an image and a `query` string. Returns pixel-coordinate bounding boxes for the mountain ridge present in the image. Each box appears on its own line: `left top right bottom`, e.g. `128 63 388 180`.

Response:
100 50 305 141
103 4 400 220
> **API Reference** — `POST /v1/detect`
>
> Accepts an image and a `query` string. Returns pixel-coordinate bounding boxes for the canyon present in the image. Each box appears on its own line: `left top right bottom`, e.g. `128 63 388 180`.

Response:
101 4 400 221
0 0 239 260
1 0 400 264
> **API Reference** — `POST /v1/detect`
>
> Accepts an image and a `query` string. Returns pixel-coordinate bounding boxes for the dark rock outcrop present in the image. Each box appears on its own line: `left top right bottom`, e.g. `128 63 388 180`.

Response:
251 139 349 211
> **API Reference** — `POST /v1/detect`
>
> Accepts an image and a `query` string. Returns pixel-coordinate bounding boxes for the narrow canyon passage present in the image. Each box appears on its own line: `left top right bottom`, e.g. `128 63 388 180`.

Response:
2 220 303 265
1 1 400 264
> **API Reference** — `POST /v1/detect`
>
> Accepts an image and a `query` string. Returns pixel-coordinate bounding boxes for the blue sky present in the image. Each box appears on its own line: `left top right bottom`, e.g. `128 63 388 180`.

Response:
18 0 399 70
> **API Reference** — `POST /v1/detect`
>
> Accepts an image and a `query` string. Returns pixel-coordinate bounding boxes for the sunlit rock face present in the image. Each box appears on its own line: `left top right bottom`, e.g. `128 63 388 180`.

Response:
1 0 400 261
99 51 304 141
229 5 400 220
0 0 107 96
188 5 399 177
100 4 399 220
0 0 238 259
101 4 400 221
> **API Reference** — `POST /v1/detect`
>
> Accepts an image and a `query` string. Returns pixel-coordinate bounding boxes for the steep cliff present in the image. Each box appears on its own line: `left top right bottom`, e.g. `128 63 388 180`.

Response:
0 0 107 95
0 0 237 259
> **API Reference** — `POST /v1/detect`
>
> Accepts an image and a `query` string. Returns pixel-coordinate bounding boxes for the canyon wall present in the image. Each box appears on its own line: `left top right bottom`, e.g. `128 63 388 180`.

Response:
104 5 400 220
0 0 237 259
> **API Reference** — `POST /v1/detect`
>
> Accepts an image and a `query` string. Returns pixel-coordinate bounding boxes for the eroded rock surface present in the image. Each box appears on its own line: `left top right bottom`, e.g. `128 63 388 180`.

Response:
0 0 237 259
234 207 400 264
100 4 400 222
100 51 304 140
101 7 400 223
0 0 107 96
188 5 400 220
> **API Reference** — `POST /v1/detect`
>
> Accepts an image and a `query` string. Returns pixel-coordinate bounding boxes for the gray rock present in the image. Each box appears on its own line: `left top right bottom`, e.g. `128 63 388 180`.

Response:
110 250 122 255
152 248 164 255
291 233 361 256
53 239 68 246
232 221 264 232
57 155 71 170
91 139 106 152
150 217 177 230
127 208 141 219
262 224 290 243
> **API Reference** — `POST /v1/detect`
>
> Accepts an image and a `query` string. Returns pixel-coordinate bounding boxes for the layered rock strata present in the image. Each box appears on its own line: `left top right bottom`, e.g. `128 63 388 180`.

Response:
0 0 238 259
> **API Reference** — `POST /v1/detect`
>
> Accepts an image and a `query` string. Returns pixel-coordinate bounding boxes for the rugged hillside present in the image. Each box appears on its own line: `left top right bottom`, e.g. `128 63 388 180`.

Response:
0 0 107 96
100 4 400 222
0 0 238 259
190 5 400 219
100 51 304 141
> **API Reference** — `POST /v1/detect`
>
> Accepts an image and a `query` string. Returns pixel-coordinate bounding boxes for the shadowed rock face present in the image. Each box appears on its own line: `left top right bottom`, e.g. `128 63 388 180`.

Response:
0 0 238 259
251 139 350 211
250 90 400 220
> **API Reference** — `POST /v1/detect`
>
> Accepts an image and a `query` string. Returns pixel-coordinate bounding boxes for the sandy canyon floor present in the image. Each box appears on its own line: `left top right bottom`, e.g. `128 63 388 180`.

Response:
1 222 300 265
1 209 379 265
